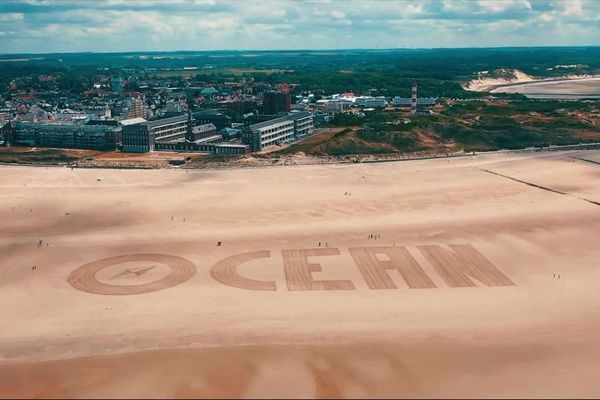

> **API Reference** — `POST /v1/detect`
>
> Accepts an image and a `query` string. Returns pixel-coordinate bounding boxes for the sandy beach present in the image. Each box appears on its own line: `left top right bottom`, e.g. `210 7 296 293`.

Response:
490 77 600 98
1 150 600 398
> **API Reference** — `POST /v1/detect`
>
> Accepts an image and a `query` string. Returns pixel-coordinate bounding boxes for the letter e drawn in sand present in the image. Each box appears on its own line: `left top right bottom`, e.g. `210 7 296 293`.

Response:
210 250 276 291
283 248 356 291
349 246 436 289
68 254 196 295
418 244 515 288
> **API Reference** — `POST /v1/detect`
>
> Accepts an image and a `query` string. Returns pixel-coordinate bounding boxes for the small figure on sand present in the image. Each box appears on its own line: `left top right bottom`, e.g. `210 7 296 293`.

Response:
217 241 222 246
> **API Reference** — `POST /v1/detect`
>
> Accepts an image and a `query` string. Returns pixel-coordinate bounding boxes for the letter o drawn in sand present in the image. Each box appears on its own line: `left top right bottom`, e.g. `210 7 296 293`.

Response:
68 254 196 295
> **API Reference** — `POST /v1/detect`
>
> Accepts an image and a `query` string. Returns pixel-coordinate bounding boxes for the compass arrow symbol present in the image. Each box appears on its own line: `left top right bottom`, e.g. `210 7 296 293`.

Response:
109 265 157 280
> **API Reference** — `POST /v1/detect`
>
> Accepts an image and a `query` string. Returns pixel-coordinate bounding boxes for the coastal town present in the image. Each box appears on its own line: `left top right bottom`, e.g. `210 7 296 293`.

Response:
1 49 599 169
0 64 444 160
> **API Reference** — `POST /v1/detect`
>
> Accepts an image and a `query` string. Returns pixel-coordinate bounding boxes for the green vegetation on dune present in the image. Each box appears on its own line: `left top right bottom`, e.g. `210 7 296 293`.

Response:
439 104 600 150
278 128 398 156
283 101 600 156
356 128 421 152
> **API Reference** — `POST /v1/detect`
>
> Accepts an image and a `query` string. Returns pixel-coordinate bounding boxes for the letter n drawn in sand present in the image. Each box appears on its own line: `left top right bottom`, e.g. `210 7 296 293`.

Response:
282 248 356 291
418 244 515 288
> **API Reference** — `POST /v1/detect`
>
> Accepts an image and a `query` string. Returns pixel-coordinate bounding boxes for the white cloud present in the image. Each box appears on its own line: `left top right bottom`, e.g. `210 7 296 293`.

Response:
331 10 345 19
563 0 583 16
0 13 24 21
0 0 599 52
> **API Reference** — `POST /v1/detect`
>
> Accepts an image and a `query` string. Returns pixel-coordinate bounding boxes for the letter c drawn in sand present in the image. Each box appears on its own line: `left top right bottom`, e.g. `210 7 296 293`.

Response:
68 253 196 295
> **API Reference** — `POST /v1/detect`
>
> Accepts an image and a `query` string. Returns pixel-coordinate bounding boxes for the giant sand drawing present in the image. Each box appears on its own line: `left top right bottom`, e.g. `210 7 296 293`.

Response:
3 150 600 398
69 245 514 295
67 253 196 295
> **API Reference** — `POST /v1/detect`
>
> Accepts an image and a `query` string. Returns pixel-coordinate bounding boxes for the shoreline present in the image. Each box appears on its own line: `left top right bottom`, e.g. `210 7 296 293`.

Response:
465 73 600 93
490 75 600 92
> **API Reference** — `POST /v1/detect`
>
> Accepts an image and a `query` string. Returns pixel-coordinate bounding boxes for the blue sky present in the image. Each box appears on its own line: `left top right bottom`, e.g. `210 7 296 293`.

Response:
0 0 599 53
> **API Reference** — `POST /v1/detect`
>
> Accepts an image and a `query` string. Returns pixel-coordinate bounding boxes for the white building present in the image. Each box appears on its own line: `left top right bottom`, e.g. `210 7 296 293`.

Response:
393 97 438 106
354 96 386 108
316 99 344 113
243 112 314 151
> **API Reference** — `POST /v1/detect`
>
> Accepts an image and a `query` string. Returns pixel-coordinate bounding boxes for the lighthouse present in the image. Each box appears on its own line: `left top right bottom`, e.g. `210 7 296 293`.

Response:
411 80 418 115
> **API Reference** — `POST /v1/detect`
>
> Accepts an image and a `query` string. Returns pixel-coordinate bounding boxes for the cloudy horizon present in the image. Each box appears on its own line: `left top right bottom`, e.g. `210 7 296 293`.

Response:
0 0 599 54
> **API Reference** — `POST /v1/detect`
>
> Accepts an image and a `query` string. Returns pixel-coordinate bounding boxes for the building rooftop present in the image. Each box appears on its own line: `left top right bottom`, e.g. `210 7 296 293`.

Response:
192 123 217 133
287 111 312 120
144 114 188 128
193 109 226 117
248 111 312 130
87 120 120 127
194 134 222 144
200 87 219 96
12 120 120 131
216 143 249 148
120 117 147 126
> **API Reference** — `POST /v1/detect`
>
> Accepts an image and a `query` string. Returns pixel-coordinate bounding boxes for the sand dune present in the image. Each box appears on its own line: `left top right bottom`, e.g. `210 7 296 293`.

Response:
463 69 535 92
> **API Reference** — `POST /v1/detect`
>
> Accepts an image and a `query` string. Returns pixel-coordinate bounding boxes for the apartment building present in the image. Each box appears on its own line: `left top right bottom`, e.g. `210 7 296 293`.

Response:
243 112 313 151
1 121 121 150
122 114 191 152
